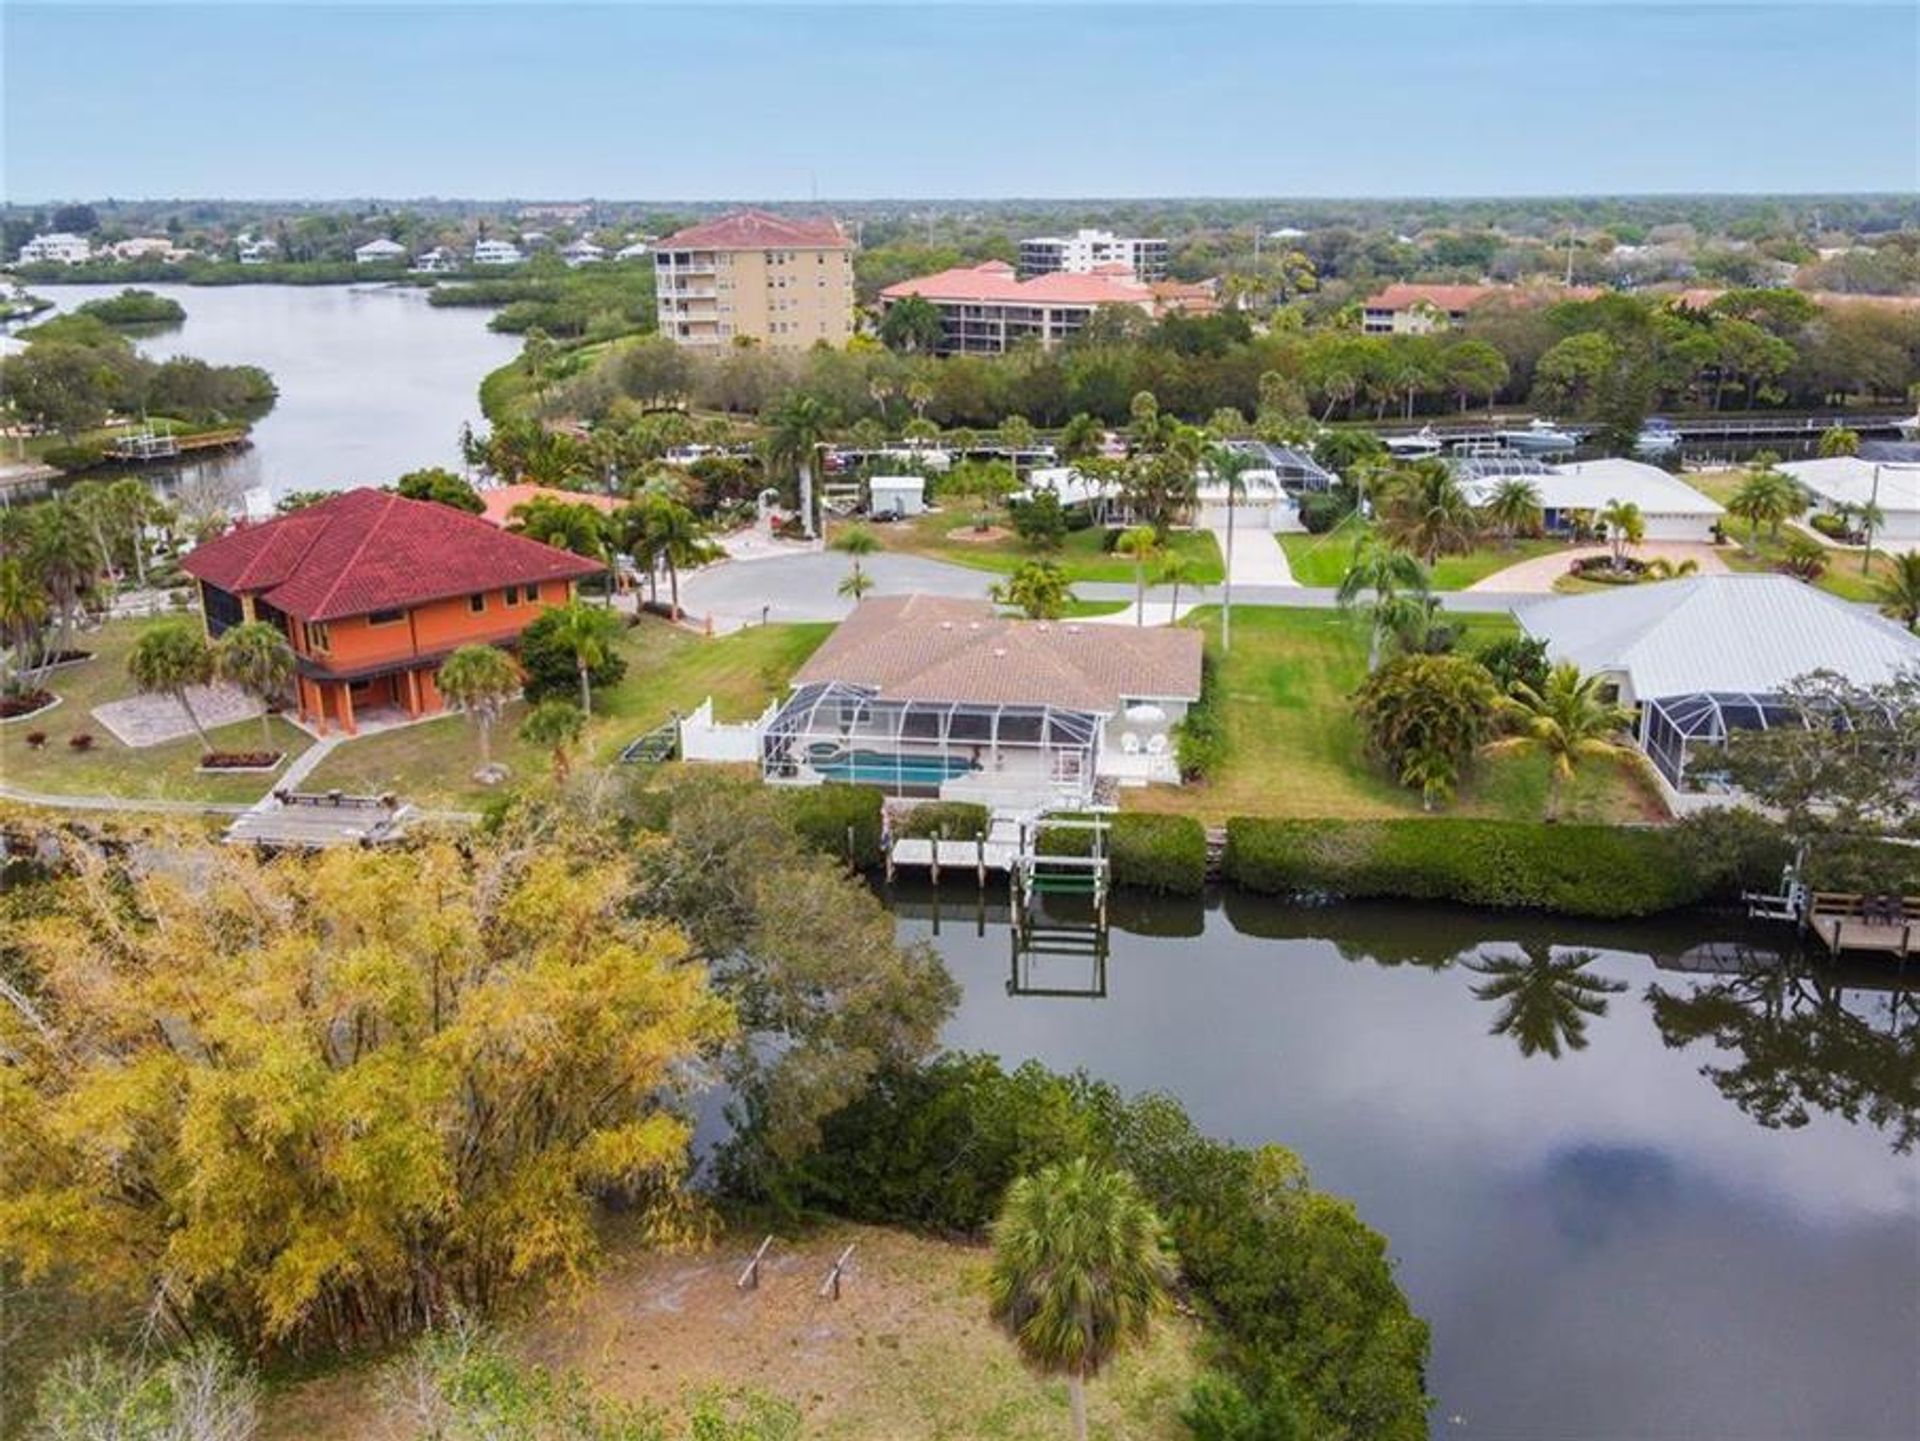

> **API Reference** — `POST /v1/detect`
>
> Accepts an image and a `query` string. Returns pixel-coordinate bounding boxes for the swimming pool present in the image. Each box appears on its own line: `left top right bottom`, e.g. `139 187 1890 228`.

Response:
809 748 977 788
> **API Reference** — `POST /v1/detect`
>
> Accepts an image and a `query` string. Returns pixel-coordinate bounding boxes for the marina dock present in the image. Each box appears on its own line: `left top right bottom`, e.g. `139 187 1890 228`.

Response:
1807 893 1917 960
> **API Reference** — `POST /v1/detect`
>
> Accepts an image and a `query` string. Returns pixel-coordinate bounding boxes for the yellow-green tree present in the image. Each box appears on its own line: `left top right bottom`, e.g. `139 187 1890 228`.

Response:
0 829 733 1350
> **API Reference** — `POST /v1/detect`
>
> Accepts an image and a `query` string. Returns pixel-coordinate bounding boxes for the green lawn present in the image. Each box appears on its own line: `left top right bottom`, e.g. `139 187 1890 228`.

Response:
1130 605 1666 825
1 616 314 806
1279 519 1569 591
1687 468 1905 603
868 510 1224 584
304 616 830 810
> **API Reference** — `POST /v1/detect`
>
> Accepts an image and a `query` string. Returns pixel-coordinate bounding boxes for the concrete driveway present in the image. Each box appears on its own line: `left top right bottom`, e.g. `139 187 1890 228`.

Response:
680 551 998 631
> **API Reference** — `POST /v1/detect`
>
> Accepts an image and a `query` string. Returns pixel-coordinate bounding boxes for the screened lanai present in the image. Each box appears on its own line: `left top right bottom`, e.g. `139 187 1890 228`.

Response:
762 681 1102 802
1641 690 1897 791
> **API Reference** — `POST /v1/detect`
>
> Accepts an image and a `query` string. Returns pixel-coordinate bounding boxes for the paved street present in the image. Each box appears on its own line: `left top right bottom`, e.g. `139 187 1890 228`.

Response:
681 550 1545 631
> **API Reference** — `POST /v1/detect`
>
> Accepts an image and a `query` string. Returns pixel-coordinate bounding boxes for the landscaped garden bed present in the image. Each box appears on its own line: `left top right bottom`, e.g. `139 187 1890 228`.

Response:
197 750 286 772
0 689 60 722
1567 554 1649 584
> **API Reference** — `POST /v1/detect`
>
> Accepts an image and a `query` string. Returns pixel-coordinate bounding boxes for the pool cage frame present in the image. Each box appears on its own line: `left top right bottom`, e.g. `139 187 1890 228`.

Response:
1640 690 1899 790
761 681 1103 799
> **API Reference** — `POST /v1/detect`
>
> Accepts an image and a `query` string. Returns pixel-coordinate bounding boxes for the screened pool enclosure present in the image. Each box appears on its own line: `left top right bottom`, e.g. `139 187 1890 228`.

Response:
762 681 1103 804
1640 690 1898 790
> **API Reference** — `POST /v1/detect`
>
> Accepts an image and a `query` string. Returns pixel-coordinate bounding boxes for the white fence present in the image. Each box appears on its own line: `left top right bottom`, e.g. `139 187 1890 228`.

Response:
678 696 774 763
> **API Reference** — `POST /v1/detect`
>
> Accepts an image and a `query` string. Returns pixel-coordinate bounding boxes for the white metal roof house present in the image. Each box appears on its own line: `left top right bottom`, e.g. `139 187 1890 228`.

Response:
1778 457 1920 544
757 595 1203 808
1519 575 1920 802
354 238 407 264
18 232 91 265
472 239 524 266
561 238 606 267
1461 457 1723 542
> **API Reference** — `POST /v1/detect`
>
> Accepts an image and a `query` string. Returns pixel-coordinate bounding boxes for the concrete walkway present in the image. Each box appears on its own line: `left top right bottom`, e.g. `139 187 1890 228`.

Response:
1466 542 1729 593
1209 525 1296 587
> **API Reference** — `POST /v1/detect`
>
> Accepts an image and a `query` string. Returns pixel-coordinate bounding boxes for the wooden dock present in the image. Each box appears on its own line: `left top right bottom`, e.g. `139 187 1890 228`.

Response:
106 427 249 464
1808 893 1917 960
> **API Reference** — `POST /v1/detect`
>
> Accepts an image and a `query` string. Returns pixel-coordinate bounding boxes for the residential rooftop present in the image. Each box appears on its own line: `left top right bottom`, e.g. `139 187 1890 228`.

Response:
654 209 849 251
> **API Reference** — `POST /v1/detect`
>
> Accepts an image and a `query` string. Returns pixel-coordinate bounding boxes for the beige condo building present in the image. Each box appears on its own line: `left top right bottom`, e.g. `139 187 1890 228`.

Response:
653 210 854 348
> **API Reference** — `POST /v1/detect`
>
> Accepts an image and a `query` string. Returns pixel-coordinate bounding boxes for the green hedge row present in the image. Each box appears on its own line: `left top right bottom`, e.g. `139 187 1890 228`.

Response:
1222 817 1703 918
779 784 885 868
895 801 991 841
1042 813 1209 896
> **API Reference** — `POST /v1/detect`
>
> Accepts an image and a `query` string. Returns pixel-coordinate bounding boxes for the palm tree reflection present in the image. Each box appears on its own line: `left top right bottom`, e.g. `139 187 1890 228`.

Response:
1466 945 1629 1058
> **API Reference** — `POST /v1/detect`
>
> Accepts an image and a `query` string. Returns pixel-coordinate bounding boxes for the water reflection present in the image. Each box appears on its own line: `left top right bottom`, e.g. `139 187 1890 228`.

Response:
898 883 1920 1437
1649 954 1920 1154
1464 946 1628 1058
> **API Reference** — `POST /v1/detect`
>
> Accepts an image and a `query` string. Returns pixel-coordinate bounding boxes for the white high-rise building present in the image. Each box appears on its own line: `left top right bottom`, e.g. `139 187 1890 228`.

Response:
1018 228 1168 281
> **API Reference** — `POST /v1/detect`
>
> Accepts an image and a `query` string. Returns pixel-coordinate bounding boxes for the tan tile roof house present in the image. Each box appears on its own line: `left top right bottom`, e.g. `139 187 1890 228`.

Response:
793 595 1202 712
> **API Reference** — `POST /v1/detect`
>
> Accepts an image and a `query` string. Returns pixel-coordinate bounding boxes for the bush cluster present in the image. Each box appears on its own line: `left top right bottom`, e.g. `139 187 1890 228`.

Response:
1223 816 1707 917
895 800 991 841
1175 650 1226 782
1041 813 1209 895
778 783 885 866
765 1053 1430 1441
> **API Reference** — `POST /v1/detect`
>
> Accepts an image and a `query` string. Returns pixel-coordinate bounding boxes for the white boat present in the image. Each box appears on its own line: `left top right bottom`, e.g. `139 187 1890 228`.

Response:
1897 414 1920 441
1498 418 1582 455
1384 426 1443 459
1634 417 1681 456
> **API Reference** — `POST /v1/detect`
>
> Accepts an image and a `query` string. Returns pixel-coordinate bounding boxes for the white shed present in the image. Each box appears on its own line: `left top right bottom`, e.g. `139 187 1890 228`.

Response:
869 475 926 518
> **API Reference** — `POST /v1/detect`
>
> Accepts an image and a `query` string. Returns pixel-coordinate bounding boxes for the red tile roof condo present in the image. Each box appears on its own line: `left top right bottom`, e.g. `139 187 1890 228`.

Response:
182 487 602 622
1363 281 1605 313
883 259 1170 308
477 482 622 530
653 209 850 251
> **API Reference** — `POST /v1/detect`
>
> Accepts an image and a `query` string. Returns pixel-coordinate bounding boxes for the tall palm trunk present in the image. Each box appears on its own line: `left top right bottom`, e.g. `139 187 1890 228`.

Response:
1134 561 1145 627
174 685 213 752
1068 1370 1088 1441
667 558 681 620
799 458 816 539
477 716 494 770
577 661 593 716
1223 504 1235 652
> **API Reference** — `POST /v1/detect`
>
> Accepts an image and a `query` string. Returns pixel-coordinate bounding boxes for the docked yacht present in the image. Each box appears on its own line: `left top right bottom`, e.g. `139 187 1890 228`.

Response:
1498 418 1583 455
1384 426 1444 459
1634 416 1681 457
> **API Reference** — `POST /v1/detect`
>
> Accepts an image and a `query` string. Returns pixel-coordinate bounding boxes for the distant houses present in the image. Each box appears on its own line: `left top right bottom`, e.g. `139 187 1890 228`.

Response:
1360 281 1602 335
354 238 408 265
472 239 525 267
1457 457 1724 542
560 238 605 267
17 232 92 265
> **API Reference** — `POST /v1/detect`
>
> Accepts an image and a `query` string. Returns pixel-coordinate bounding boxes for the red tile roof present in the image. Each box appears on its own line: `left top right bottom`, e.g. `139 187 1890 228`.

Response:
182 488 602 623
882 261 1162 309
478 483 621 529
654 209 849 251
1364 282 1602 312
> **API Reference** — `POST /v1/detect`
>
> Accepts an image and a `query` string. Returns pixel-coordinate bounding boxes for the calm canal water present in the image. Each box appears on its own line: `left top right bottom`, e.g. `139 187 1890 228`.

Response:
896 888 1918 1440
36 282 519 497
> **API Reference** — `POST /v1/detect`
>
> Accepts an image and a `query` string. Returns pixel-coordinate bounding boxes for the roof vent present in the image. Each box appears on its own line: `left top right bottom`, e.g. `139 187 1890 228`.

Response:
1036 622 1051 632
940 621 953 630
1066 625 1082 634
991 647 1008 658
969 621 981 630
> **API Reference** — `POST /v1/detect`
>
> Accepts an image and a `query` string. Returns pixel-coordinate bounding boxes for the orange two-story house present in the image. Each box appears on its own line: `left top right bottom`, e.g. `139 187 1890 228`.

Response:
182 487 603 735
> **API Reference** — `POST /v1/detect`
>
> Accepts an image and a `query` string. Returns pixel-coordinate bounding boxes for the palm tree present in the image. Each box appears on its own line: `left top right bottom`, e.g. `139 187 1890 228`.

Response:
107 477 163 587
1597 499 1645 573
1872 551 1920 631
1205 443 1257 652
766 393 833 539
436 643 521 774
1489 661 1634 819
991 560 1070 620
509 497 617 606
988 1157 1174 1441
1375 459 1479 564
1155 550 1205 622
213 620 295 749
1644 556 1700 579
127 621 216 751
1336 538 1430 673
1466 946 1628 1058
1727 467 1800 547
541 601 623 716
1854 498 1886 576
26 500 98 664
640 496 710 619
0 557 48 693
519 697 586 781
1114 526 1161 627
831 522 879 602
1484 478 1543 549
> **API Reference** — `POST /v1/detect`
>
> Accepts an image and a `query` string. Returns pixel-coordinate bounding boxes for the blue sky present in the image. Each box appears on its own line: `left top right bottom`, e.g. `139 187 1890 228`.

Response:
5 3 1917 200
